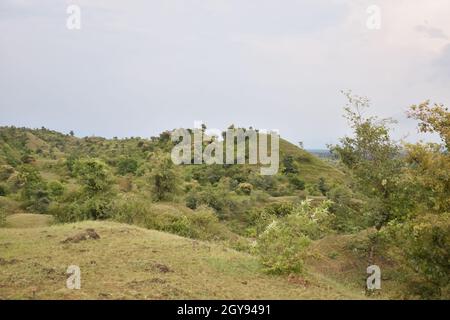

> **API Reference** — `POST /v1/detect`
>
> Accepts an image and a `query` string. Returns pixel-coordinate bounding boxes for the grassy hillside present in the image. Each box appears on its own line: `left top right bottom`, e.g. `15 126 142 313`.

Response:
2 124 445 300
0 219 365 300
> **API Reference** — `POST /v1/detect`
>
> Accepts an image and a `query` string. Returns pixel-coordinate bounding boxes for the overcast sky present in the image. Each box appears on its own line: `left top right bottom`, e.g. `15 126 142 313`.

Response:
1 0 449 148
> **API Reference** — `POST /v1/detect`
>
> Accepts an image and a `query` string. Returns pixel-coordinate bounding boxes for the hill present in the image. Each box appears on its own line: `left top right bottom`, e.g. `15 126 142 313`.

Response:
0 219 365 299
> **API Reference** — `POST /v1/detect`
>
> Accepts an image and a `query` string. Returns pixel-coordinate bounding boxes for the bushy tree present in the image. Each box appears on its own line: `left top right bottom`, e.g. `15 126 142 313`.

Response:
147 156 179 201
330 91 404 229
17 165 49 212
117 157 139 175
282 155 298 174
73 159 113 195
256 200 333 274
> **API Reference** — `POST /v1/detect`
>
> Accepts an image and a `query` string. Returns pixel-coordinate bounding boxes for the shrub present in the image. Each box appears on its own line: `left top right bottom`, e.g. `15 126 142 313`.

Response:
288 175 305 190
147 157 179 201
117 157 139 175
111 196 232 241
73 159 113 194
386 213 450 299
17 165 50 213
0 183 8 196
52 195 114 222
282 155 299 174
0 210 5 227
317 177 329 195
185 192 199 210
257 220 311 274
48 181 65 198
237 182 253 195
0 165 15 181
256 200 333 274
264 202 294 217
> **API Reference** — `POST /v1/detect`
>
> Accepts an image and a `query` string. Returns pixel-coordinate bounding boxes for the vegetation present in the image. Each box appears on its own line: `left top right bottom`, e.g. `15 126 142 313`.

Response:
0 96 449 299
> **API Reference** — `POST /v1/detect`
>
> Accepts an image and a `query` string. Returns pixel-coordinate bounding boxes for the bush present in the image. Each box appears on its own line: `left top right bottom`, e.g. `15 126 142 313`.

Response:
111 196 232 241
386 213 450 299
236 182 253 195
0 183 8 196
0 210 5 227
52 195 114 222
257 220 311 274
256 200 333 274
288 175 305 190
185 192 198 210
73 159 113 194
0 165 15 181
264 202 294 217
48 181 65 198
147 157 179 201
117 157 139 175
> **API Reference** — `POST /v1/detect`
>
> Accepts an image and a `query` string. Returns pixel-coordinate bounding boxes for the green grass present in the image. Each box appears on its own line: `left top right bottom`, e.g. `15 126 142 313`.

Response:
0 220 366 300
5 213 54 228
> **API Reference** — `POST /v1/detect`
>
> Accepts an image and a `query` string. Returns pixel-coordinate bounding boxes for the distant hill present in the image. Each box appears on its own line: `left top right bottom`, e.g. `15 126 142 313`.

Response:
0 126 346 187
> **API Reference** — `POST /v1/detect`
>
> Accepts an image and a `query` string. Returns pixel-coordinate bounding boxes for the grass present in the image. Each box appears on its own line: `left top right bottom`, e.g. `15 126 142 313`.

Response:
0 220 367 300
306 231 404 299
5 213 54 228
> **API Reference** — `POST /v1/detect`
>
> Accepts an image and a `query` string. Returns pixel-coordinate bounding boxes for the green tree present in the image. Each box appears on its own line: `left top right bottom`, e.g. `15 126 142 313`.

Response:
281 155 298 174
17 165 49 212
73 159 113 195
330 91 404 230
147 156 179 201
117 157 139 175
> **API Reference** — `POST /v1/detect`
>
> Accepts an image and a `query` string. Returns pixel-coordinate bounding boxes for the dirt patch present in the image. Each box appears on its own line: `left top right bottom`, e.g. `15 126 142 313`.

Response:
61 228 100 243
0 258 19 265
149 262 173 273
287 274 311 287
128 278 167 288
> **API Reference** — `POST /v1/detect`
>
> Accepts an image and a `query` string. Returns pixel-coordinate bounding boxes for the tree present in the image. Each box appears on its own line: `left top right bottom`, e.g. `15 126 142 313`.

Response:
330 91 404 230
282 155 298 174
73 159 112 195
147 156 179 201
117 157 139 175
408 101 450 150
17 165 50 212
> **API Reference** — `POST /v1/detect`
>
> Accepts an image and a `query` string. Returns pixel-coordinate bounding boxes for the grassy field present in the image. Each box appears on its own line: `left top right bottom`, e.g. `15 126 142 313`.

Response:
0 219 367 300
4 213 54 228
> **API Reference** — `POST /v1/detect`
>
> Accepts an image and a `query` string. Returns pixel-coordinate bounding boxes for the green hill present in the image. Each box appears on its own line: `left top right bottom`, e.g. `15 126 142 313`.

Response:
0 219 366 299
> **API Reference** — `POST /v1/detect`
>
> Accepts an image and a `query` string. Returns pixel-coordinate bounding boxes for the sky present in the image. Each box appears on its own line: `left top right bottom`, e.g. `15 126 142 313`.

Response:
1 0 449 148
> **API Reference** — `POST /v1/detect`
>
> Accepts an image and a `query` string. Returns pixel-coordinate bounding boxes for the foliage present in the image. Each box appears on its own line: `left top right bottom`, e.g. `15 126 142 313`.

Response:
385 213 450 299
147 156 179 201
48 181 65 198
257 220 311 274
256 200 333 274
117 157 139 175
112 196 232 241
0 165 15 181
408 101 450 149
73 159 113 194
330 91 404 229
0 183 8 196
236 182 253 195
288 175 305 190
281 155 299 174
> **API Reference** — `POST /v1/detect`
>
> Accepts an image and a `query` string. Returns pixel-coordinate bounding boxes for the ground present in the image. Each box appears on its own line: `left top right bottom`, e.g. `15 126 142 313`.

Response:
0 215 368 300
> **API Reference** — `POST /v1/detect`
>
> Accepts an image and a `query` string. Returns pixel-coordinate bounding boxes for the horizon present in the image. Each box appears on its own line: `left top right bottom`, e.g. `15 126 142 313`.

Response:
1 1 449 148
